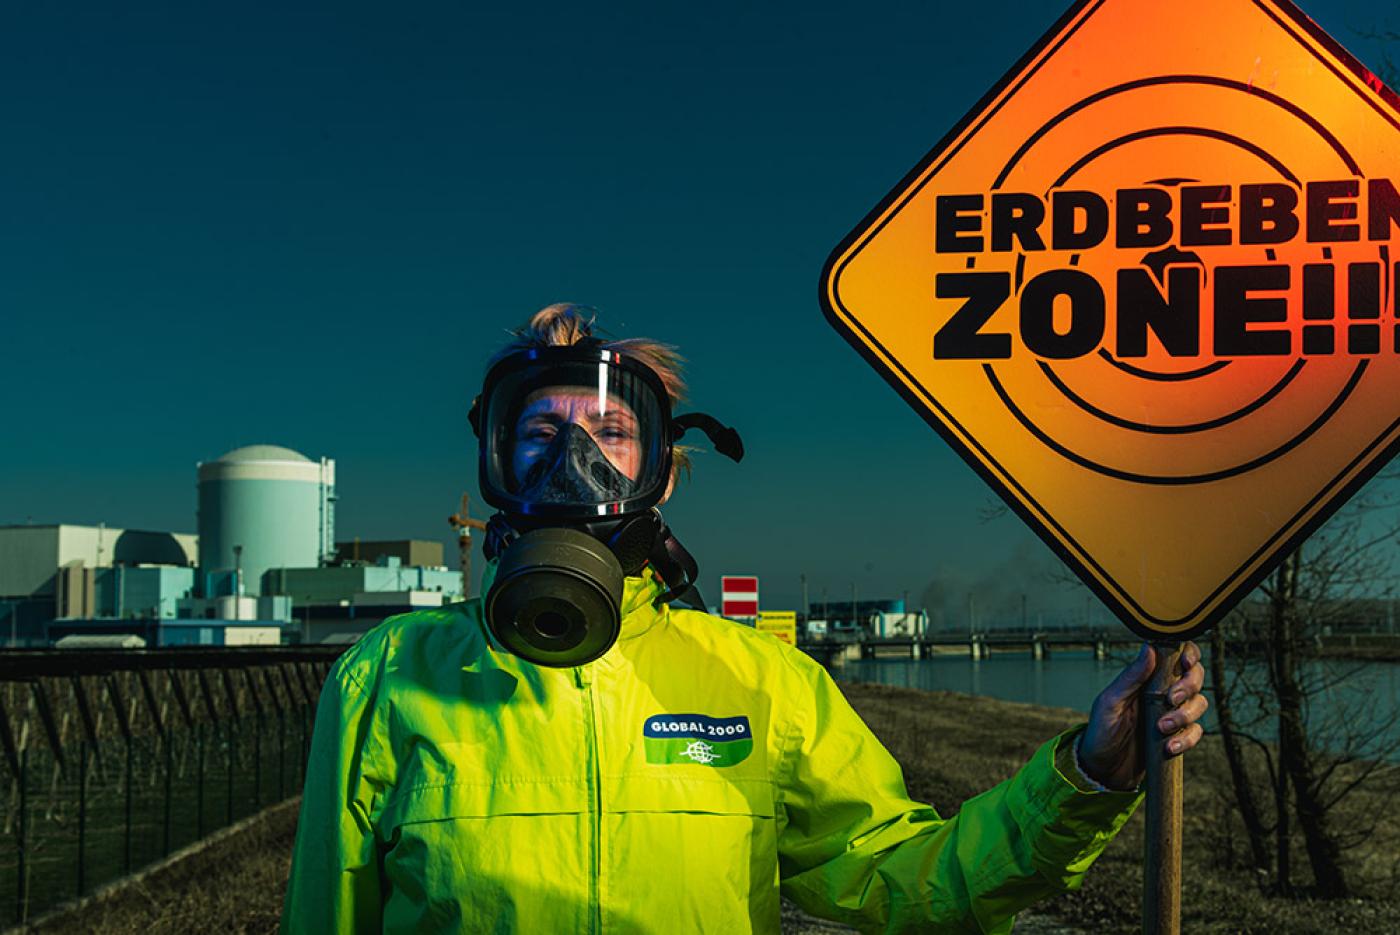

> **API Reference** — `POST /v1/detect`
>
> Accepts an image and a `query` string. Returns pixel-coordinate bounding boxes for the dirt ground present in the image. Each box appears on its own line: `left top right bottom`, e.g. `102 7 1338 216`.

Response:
20 681 1400 934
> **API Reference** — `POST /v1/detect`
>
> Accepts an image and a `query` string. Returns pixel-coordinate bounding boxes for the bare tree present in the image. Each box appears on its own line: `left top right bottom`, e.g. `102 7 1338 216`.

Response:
1210 474 1400 898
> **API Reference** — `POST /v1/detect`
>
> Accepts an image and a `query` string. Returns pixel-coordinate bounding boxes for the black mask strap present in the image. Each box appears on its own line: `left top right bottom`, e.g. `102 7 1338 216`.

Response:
482 513 519 562
468 395 482 437
672 413 744 463
648 519 701 606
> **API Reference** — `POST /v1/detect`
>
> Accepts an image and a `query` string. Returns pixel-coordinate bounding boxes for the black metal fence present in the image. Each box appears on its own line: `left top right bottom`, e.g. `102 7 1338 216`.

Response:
0 647 344 925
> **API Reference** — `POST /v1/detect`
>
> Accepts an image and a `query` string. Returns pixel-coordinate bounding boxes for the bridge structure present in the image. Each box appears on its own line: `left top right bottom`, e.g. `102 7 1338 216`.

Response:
799 628 1140 666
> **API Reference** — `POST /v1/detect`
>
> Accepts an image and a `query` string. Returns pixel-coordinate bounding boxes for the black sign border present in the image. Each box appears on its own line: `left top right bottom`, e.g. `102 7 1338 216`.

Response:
818 0 1400 642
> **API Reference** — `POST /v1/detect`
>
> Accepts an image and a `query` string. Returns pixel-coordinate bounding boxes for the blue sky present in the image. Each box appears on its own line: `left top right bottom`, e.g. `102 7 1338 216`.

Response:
1 0 1395 622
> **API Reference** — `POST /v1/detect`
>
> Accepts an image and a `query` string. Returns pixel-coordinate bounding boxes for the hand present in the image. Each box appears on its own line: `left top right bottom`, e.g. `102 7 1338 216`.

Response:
1077 642 1208 791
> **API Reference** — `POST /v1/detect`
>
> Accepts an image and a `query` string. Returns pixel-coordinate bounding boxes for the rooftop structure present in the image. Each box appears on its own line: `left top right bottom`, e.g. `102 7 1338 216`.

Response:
0 524 196 598
335 539 444 569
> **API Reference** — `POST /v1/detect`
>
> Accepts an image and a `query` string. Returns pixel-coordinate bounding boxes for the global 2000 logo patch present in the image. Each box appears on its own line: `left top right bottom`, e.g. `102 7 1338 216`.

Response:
644 714 753 767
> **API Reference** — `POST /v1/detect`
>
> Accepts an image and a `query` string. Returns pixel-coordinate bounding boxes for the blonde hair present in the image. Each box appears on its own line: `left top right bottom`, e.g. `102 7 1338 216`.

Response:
494 303 693 478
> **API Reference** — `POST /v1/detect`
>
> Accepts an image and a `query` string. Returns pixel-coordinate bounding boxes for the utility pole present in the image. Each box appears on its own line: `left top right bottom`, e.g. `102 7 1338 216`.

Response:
800 574 809 620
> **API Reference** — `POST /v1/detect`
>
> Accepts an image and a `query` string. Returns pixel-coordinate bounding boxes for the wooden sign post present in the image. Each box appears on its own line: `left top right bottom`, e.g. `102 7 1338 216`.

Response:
1142 642 1185 935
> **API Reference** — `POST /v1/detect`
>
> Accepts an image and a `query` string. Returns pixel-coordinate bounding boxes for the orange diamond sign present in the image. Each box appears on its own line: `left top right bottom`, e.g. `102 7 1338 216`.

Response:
821 0 1400 640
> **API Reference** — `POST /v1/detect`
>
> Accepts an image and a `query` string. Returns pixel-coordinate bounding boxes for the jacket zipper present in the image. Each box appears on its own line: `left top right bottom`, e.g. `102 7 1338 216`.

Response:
575 664 602 934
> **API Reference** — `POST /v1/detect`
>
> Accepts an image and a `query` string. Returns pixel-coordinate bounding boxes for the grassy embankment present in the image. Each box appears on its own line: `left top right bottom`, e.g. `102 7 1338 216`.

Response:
849 683 1400 934
24 683 1400 934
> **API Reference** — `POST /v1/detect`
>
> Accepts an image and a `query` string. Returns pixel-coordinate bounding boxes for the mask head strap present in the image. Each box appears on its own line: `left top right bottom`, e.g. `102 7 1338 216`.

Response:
647 518 701 606
671 413 744 463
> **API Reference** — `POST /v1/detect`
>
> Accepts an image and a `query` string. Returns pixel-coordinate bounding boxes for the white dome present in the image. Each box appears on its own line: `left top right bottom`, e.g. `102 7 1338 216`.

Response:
215 444 312 464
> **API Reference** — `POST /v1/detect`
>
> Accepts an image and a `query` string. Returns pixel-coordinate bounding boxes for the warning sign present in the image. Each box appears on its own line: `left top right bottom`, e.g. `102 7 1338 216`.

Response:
821 0 1400 640
757 611 798 645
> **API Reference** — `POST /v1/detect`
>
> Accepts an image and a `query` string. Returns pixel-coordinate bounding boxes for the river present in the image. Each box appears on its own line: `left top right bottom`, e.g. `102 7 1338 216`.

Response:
832 648 1400 762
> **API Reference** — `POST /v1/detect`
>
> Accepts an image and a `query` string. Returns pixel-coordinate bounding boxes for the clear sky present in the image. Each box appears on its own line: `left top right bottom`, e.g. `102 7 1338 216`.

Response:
1 0 1395 624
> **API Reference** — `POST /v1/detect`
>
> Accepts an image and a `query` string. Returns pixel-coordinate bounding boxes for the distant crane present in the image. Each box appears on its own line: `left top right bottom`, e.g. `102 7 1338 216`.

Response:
448 493 488 598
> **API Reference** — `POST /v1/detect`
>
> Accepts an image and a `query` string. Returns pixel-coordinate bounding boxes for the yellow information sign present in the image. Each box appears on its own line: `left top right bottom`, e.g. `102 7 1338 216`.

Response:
757 611 798 645
822 0 1400 640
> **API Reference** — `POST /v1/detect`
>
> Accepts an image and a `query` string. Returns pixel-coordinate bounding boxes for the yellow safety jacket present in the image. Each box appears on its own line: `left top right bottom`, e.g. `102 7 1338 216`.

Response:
282 567 1142 934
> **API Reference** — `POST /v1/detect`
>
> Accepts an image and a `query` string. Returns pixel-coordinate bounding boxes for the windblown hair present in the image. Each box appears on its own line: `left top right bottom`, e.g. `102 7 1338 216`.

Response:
492 303 693 478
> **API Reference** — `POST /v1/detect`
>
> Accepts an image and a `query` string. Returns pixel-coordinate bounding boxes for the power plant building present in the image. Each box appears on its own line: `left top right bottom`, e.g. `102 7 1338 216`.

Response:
268 556 460 604
0 524 197 645
268 556 463 645
196 444 335 597
8 443 459 648
335 539 444 569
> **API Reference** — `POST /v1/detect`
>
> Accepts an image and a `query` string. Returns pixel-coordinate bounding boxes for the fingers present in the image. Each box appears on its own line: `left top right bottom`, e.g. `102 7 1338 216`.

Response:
1158 644 1209 757
1167 641 1204 706
1165 722 1204 757
1157 692 1208 734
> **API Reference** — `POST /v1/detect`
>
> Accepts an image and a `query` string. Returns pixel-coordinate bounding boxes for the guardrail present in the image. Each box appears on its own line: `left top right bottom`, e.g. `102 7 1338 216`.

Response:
0 646 345 925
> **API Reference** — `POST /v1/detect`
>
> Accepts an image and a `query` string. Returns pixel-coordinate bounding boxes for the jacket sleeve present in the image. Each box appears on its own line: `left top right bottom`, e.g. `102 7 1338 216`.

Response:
280 658 390 935
775 659 1142 934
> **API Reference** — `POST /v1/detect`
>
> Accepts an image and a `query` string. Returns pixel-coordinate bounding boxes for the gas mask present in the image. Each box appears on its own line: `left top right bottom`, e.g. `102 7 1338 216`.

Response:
469 342 743 667
515 423 638 506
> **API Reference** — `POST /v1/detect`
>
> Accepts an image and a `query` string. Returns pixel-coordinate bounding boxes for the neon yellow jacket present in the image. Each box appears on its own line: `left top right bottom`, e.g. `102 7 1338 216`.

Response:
282 568 1142 934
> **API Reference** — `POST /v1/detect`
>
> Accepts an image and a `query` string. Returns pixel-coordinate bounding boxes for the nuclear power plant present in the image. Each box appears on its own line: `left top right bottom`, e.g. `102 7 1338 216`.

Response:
196 444 337 598
0 443 463 647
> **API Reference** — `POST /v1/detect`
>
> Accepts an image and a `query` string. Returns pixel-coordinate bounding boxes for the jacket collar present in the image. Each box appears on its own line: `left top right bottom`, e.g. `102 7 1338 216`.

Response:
618 565 668 642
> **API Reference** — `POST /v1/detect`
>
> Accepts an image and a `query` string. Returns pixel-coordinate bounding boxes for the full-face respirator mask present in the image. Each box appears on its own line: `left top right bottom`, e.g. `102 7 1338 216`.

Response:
468 342 743 668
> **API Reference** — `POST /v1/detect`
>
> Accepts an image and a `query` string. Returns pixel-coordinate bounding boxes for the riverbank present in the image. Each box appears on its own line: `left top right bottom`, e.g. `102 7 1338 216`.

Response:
19 684 1400 934
842 681 1400 934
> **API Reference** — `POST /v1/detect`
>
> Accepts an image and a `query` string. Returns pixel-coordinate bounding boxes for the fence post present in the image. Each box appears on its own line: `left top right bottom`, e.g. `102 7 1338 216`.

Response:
78 739 87 897
226 718 235 827
16 747 26 925
124 735 133 875
300 702 309 787
196 722 205 840
278 708 285 801
243 668 264 810
253 716 261 809
162 729 172 856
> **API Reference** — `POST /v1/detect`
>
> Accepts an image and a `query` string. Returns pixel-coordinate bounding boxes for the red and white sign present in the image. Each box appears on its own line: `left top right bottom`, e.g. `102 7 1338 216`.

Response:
721 575 759 618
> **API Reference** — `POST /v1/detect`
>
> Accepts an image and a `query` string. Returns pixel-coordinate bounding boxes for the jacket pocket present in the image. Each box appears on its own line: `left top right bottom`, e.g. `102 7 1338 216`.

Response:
378 740 590 835
376 751 595 935
603 774 781 932
606 773 776 817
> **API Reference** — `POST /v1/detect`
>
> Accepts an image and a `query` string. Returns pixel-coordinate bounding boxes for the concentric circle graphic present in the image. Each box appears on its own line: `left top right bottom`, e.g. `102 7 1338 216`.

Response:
982 76 1381 483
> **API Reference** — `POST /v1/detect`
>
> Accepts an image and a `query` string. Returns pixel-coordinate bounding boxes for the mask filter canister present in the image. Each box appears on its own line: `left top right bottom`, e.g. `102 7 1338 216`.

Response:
484 526 626 667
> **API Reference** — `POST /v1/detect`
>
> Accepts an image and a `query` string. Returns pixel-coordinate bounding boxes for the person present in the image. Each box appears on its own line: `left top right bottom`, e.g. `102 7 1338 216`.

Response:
281 303 1208 934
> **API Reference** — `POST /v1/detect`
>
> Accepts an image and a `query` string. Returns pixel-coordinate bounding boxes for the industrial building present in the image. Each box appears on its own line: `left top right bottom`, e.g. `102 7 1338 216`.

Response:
268 555 458 604
47 616 282 646
335 539 443 569
3 443 463 648
0 524 197 646
268 555 461 644
807 598 926 637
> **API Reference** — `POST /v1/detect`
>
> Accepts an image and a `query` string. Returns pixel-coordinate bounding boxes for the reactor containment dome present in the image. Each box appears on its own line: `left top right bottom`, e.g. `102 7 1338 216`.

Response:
196 444 335 597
